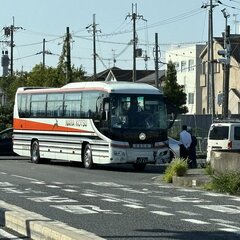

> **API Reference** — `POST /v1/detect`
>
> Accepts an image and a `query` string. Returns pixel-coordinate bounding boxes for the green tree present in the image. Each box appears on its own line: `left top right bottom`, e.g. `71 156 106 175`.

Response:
0 62 86 128
163 61 188 114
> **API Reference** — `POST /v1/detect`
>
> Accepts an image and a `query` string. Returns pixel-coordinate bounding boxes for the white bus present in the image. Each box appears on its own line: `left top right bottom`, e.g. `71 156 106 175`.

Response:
13 81 173 170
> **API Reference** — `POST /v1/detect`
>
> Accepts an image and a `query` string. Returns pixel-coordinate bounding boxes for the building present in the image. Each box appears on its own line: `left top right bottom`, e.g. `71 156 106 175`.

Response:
165 44 205 115
200 35 240 115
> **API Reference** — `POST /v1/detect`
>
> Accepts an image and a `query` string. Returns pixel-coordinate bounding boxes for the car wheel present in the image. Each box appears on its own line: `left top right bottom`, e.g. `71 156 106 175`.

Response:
83 144 93 169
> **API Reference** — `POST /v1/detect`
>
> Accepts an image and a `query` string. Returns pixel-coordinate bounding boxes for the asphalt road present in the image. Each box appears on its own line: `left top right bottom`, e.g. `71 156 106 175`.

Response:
0 157 239 240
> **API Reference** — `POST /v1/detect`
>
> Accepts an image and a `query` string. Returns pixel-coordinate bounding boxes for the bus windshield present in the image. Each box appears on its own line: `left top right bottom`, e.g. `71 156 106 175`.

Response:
110 94 167 130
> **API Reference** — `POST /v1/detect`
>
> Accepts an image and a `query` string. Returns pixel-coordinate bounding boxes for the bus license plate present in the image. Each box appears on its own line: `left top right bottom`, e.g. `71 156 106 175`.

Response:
136 157 148 163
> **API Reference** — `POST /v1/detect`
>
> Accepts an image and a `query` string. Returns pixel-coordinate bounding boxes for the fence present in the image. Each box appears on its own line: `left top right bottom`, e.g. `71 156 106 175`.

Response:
168 114 240 155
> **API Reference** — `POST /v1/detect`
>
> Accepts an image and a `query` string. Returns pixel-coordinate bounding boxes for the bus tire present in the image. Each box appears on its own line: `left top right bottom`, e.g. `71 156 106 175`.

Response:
31 140 41 164
83 144 93 169
133 163 146 171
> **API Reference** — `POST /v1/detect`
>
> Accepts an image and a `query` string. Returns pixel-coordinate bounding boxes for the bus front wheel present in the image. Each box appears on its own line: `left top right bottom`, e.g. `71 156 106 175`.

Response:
83 144 93 169
31 140 41 164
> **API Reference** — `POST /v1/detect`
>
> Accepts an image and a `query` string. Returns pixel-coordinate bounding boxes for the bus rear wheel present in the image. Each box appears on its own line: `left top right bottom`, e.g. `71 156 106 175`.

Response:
83 144 93 169
31 140 41 164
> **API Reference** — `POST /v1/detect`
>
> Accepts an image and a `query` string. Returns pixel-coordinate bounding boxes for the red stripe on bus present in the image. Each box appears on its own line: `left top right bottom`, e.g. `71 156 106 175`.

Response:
13 118 91 133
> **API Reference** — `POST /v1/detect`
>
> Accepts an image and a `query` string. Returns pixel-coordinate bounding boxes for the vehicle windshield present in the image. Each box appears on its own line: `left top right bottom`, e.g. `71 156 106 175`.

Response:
209 126 229 140
110 94 167 130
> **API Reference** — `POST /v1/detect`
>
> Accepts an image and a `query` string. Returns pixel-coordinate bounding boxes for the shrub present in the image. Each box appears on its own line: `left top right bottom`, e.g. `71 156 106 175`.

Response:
163 158 188 183
204 163 214 175
210 170 240 195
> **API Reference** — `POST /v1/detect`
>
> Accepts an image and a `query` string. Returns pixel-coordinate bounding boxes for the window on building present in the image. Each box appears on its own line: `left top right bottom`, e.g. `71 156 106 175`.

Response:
188 59 194 71
173 62 179 72
214 62 220 73
202 61 207 75
181 61 187 72
188 93 194 104
217 92 223 106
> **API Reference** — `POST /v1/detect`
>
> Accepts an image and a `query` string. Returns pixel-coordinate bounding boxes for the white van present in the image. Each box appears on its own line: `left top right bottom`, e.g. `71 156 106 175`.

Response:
206 121 240 163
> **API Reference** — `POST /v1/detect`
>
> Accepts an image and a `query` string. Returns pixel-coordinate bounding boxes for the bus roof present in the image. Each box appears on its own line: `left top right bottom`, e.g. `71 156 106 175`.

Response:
16 81 163 95
62 81 163 94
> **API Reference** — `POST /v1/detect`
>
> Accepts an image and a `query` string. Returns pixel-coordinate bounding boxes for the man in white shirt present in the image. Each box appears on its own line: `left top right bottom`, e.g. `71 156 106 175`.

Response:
179 125 192 160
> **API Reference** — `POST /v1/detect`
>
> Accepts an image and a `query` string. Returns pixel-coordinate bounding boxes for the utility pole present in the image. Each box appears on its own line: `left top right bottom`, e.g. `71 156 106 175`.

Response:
43 38 46 68
154 33 160 89
36 38 52 69
126 4 146 82
218 9 230 119
66 27 72 83
202 0 217 121
3 18 23 76
86 14 101 81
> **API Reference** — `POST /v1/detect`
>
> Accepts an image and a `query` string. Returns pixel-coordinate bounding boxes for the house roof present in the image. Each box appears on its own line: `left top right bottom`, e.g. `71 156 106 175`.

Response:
136 70 165 85
88 67 157 82
199 35 240 63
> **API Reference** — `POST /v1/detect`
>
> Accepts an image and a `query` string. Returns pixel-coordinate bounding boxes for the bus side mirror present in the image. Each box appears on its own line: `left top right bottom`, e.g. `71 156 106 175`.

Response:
102 101 109 121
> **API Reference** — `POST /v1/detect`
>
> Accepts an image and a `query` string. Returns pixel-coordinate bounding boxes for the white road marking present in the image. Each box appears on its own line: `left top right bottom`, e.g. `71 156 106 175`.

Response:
0 229 22 239
210 219 236 224
203 192 228 197
151 211 174 216
181 219 210 224
27 195 78 203
230 197 240 202
62 189 78 192
81 190 142 206
216 223 240 235
196 205 240 214
123 204 145 209
157 195 211 203
51 181 64 184
0 172 7 175
46 185 61 188
51 205 122 215
218 228 240 234
148 204 169 209
177 189 200 192
102 198 119 202
0 188 30 194
31 181 45 185
177 211 201 216
81 193 98 197
0 182 15 187
83 182 125 187
118 187 151 194
11 174 45 184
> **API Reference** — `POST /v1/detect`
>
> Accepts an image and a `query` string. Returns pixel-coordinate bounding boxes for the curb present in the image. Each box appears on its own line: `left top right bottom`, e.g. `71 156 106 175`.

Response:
172 174 211 187
154 168 211 188
0 200 105 240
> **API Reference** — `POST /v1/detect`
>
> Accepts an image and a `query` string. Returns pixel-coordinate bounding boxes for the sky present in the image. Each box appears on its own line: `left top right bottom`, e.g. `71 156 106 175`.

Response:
1 0 240 76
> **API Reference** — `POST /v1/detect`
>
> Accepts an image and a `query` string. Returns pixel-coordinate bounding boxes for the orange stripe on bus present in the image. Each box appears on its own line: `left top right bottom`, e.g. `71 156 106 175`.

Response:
13 118 91 133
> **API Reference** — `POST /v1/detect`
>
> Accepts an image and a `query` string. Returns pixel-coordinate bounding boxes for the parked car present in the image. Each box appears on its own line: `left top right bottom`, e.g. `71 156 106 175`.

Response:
168 137 180 162
206 121 240 163
0 128 15 156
